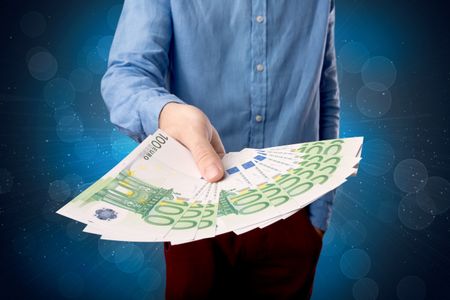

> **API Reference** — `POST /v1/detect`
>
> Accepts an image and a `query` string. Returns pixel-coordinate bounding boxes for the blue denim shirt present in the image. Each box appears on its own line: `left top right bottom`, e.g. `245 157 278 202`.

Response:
101 0 340 231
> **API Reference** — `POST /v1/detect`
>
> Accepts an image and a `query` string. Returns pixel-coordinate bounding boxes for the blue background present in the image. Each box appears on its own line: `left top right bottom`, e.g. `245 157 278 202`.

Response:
1 0 449 299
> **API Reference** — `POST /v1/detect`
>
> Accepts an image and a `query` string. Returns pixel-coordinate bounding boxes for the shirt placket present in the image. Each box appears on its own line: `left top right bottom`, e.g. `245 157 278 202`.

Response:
249 0 267 149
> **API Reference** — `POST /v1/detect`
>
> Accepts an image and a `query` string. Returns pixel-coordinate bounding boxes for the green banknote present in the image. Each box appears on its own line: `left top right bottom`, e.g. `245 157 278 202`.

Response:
57 131 363 243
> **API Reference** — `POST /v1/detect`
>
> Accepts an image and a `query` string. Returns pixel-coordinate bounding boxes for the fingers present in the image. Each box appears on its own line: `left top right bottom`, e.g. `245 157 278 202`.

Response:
211 128 226 158
159 103 225 182
183 135 224 182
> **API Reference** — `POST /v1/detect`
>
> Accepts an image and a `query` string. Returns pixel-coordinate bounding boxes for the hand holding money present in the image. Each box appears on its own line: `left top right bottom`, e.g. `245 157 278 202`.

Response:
57 128 363 245
159 103 225 182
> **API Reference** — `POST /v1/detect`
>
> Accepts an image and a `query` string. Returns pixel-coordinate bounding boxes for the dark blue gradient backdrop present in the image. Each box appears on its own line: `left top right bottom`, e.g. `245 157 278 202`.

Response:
1 1 449 299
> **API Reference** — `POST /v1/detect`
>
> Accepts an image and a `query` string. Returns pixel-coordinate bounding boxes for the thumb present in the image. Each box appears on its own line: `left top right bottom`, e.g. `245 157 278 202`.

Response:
185 136 224 182
211 128 226 158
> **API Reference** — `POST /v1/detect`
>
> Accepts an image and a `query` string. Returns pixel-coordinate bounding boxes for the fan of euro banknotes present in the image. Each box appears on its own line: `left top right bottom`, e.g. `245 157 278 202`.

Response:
57 130 363 245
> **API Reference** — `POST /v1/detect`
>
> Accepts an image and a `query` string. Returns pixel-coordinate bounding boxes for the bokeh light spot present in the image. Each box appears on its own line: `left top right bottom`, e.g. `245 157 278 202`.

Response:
28 51 58 81
53 106 78 122
352 277 379 300
397 275 426 300
393 159 428 193
86 49 107 74
20 11 47 38
420 176 450 215
356 86 392 118
115 244 145 273
361 56 397 91
98 240 123 263
340 248 371 279
69 68 93 92
63 173 84 197
97 35 114 60
113 243 135 264
398 192 435 230
48 180 71 202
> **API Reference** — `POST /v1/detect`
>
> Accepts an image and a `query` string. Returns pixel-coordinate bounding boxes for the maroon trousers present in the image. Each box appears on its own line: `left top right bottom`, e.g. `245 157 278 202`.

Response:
164 209 323 299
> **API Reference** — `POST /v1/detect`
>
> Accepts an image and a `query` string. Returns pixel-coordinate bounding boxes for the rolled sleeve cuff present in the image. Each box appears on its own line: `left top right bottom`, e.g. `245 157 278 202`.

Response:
138 94 185 139
308 189 336 232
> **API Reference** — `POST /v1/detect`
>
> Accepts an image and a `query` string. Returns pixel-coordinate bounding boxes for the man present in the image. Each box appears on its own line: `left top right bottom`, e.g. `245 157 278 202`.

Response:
102 0 339 299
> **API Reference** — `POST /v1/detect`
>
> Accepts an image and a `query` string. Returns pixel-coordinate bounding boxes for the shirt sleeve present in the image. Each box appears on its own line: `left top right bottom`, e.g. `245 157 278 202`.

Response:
101 0 184 142
308 0 340 231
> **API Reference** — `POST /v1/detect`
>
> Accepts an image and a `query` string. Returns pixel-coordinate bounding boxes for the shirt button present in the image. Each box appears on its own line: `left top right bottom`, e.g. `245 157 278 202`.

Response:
256 15 265 23
255 115 263 122
256 64 264 72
